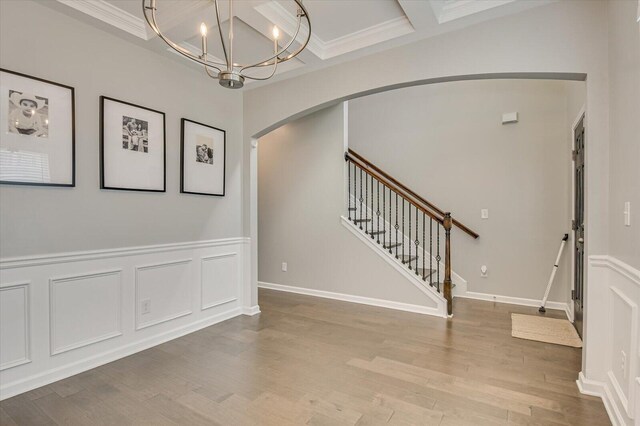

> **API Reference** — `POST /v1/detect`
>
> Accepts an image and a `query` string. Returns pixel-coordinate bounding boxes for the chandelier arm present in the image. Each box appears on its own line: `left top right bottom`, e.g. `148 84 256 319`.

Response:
241 59 279 81
143 0 227 68
213 0 230 68
239 0 310 72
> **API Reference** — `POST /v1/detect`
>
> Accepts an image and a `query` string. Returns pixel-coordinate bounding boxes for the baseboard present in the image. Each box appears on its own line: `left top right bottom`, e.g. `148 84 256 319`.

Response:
0 307 242 401
258 281 445 317
242 305 261 316
577 372 625 426
457 291 569 317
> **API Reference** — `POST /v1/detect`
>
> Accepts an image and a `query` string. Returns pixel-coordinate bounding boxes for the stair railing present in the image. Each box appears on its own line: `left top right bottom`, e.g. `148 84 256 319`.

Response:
345 149 478 316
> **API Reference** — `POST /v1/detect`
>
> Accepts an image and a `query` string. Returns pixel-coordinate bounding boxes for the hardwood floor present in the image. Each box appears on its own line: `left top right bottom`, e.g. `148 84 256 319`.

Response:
1 289 610 425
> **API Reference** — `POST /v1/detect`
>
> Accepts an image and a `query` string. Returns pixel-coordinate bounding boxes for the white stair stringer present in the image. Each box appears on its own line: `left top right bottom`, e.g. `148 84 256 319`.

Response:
341 216 448 318
347 195 468 297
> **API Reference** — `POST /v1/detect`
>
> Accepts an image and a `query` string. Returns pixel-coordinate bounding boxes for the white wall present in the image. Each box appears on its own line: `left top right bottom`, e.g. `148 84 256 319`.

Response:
607 0 640 270
242 0 611 313
0 0 252 400
348 79 582 304
579 2 640 425
258 104 438 310
0 0 243 258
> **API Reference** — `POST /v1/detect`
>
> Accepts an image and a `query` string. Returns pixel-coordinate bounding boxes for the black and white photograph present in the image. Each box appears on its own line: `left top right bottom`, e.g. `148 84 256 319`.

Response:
181 118 225 196
0 68 75 187
122 116 148 153
195 135 214 165
100 96 165 192
8 90 49 138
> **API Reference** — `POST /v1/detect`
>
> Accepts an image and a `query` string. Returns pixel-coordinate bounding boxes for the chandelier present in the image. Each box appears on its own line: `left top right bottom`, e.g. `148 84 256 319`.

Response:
142 0 311 89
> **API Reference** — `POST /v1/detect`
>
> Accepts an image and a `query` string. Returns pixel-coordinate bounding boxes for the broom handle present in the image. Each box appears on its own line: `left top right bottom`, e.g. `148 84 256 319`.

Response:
541 234 569 308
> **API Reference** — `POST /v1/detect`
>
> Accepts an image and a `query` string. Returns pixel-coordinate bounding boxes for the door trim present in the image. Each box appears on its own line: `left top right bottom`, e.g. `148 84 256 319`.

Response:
567 105 587 322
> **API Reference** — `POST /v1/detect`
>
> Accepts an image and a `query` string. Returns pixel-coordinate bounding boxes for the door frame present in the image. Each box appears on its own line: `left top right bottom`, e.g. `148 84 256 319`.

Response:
568 106 586 323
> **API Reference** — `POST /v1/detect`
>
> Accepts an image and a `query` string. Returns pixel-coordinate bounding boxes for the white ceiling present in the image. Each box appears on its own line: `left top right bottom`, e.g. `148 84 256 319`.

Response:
50 0 554 88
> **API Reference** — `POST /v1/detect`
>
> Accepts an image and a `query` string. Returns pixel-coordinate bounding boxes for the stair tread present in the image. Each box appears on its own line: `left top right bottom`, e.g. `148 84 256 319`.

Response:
368 230 386 235
347 207 357 211
399 255 418 263
353 219 372 223
383 242 402 249
415 268 437 278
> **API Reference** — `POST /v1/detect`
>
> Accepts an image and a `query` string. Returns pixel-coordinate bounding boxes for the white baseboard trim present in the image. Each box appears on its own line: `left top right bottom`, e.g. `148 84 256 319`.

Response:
457 291 569 317
0 307 242 401
258 281 445 317
577 372 625 426
242 305 261 316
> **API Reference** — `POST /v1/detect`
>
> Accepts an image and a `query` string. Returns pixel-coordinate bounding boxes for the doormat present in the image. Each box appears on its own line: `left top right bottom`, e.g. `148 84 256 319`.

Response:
511 313 582 348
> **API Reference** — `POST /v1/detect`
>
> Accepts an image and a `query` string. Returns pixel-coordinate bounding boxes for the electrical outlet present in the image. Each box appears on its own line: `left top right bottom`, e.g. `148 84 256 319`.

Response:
481 209 489 219
480 265 488 277
141 299 151 315
282 262 288 272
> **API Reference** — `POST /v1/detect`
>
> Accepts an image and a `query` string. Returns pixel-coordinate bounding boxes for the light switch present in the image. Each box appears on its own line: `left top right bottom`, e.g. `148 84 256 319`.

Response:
624 202 631 226
481 209 489 219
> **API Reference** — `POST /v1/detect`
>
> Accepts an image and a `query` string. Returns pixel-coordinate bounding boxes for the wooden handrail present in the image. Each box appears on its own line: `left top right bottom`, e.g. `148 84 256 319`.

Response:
346 149 480 239
346 153 445 225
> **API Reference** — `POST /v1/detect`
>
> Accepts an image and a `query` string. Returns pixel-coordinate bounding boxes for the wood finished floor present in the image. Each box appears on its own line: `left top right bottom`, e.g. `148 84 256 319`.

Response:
1 289 610 425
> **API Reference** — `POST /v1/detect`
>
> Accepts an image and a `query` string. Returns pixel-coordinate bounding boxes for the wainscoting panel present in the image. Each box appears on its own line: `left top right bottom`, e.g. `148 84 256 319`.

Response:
201 253 239 310
0 282 30 371
582 255 640 425
135 260 193 330
0 237 250 400
49 270 123 355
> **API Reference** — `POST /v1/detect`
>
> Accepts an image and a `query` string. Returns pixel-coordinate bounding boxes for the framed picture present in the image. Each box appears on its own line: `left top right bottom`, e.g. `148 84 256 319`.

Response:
100 96 165 192
180 118 226 196
0 68 75 187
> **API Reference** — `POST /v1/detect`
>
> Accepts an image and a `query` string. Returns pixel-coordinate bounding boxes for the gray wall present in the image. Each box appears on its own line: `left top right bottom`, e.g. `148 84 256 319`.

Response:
347 79 584 302
608 0 640 269
258 104 437 307
0 0 243 258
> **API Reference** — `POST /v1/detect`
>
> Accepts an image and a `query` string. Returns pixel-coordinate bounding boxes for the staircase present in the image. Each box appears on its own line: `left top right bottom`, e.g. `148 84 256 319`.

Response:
344 149 479 316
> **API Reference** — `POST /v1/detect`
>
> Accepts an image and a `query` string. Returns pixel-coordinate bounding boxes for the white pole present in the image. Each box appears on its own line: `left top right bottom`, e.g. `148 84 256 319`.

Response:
539 234 569 313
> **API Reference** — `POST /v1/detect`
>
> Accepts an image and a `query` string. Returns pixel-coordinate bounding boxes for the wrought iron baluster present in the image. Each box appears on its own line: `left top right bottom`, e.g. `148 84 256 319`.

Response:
437 225 441 293
422 213 425 280
402 197 405 261
382 183 386 248
347 160 352 221
370 173 374 236
376 179 380 242
415 209 419 274
408 203 412 269
395 193 399 258
359 168 363 228
365 170 368 233
430 218 433 287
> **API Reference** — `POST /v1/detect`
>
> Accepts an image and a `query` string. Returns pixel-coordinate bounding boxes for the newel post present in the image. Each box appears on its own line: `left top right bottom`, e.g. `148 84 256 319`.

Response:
443 212 453 317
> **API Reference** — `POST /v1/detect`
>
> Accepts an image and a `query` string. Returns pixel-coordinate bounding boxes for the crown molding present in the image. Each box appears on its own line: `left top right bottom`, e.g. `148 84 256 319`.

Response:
254 2 413 61
429 0 516 24
57 0 149 40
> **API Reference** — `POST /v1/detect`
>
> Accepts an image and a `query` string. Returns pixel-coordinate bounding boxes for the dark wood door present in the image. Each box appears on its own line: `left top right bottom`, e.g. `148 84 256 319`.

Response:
573 116 585 338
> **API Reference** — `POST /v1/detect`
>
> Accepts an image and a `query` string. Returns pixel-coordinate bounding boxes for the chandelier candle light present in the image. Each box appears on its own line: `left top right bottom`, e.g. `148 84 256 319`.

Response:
143 0 311 89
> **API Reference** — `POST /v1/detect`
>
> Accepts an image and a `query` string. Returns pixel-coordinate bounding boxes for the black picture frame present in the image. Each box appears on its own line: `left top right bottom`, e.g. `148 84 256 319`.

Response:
0 68 76 187
100 96 166 192
180 118 226 197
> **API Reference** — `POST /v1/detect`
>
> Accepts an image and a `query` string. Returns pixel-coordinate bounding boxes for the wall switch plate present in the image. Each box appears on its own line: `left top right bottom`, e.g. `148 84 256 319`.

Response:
481 209 489 219
624 201 631 226
502 112 518 124
480 265 488 277
282 262 288 272
141 299 151 315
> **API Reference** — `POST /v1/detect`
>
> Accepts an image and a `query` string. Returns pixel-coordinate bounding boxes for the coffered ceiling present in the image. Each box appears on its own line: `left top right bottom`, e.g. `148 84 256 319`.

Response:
49 0 554 87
